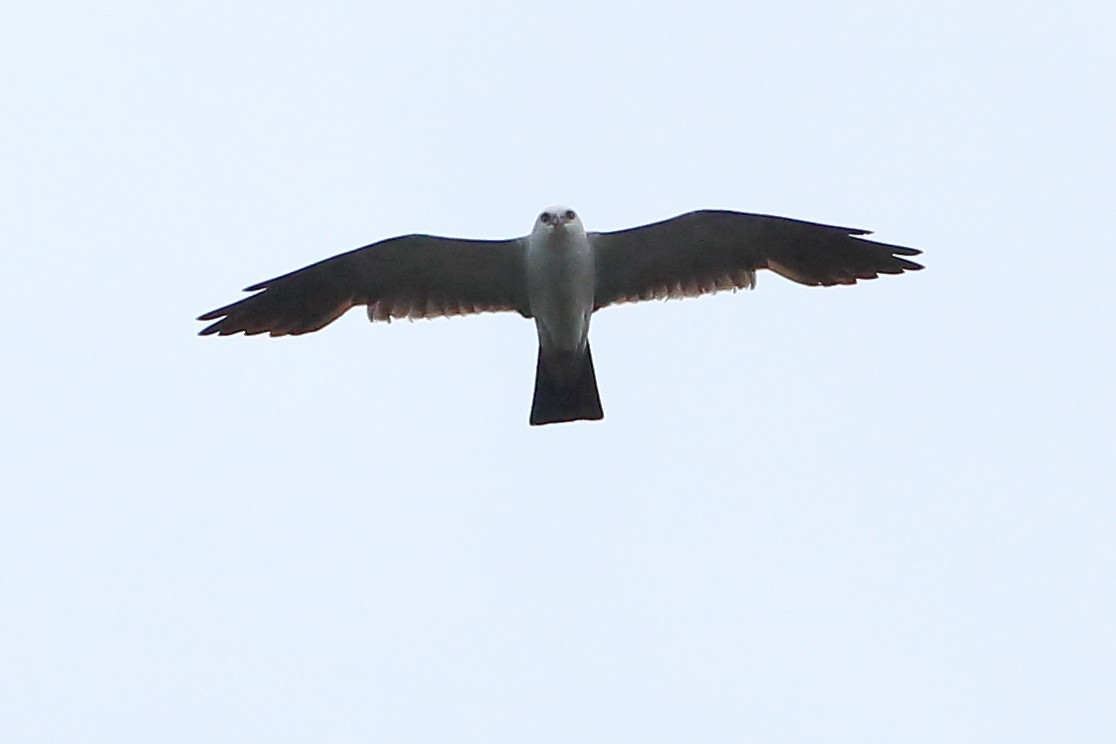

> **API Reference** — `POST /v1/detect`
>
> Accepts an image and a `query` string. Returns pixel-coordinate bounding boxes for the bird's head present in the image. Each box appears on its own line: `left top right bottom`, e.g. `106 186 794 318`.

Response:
533 206 584 239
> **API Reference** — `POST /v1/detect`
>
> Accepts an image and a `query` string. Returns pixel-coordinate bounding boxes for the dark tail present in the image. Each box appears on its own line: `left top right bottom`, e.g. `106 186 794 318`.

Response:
530 343 604 426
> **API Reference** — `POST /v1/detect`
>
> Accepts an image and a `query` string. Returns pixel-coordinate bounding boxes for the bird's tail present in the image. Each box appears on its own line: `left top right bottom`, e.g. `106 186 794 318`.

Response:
530 343 604 426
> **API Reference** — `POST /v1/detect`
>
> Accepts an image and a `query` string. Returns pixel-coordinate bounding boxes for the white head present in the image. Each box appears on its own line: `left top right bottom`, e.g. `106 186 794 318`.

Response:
532 205 585 239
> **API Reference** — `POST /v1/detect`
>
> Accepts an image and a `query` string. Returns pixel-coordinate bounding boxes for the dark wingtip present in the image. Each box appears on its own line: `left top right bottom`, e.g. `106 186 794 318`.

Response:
197 305 231 336
856 235 925 272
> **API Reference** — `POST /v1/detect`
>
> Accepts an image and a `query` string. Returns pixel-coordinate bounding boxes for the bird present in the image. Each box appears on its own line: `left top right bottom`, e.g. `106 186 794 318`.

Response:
198 207 922 425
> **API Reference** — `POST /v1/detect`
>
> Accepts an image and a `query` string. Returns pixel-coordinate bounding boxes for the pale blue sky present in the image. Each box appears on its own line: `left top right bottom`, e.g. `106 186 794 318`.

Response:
3 1 1114 742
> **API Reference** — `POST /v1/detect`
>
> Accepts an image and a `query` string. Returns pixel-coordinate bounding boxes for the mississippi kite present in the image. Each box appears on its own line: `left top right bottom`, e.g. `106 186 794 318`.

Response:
198 207 922 425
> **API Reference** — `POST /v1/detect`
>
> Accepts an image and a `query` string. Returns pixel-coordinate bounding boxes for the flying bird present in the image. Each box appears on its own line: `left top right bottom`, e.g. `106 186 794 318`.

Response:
198 208 922 425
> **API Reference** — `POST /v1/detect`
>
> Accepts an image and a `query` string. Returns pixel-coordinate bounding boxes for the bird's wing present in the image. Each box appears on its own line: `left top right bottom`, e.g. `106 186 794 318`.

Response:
198 235 529 336
591 210 923 309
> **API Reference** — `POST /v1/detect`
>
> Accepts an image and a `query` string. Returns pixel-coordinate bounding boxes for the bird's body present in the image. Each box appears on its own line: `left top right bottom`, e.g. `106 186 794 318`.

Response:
199 207 923 425
526 208 595 354
525 208 602 424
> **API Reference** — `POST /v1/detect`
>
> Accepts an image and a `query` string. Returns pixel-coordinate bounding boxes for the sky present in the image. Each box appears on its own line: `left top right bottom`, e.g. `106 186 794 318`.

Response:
3 1 1114 741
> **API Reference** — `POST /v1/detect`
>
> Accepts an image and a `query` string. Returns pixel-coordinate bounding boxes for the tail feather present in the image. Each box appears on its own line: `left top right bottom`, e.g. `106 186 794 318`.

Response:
530 343 604 426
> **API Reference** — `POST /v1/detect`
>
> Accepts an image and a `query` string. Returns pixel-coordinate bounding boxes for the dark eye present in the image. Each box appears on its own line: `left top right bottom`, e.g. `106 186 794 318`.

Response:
540 212 551 224
565 210 576 220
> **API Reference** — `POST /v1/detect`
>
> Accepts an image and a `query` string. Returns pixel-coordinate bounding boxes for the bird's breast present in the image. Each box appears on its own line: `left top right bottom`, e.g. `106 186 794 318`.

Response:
525 232 595 351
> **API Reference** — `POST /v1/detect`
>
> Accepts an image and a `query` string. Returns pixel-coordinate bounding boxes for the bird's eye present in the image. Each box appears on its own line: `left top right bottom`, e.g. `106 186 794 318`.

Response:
565 210 576 220
540 212 551 224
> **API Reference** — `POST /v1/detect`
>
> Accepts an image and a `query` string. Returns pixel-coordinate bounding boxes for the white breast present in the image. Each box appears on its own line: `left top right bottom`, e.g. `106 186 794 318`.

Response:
525 226 596 352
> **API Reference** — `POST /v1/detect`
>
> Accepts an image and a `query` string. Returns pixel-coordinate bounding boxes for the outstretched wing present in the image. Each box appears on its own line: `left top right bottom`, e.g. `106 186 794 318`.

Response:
198 235 529 336
591 210 922 309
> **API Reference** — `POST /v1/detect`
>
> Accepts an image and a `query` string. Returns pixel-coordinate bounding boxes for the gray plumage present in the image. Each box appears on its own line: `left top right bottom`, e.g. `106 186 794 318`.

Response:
198 207 923 425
